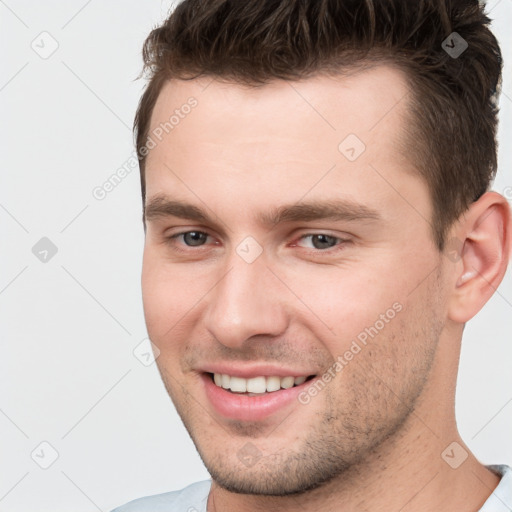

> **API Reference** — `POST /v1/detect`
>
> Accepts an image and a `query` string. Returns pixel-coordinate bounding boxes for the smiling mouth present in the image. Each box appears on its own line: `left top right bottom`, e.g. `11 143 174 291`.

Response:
207 372 316 396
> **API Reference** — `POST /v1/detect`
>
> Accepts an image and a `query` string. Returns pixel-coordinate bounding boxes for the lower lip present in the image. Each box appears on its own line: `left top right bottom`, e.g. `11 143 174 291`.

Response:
201 373 315 422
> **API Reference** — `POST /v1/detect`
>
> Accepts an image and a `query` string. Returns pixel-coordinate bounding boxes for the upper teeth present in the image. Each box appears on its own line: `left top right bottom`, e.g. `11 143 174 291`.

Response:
213 373 308 393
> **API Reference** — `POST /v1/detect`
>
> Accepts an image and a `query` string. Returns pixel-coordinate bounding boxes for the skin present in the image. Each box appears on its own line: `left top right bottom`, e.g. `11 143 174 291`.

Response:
141 66 510 511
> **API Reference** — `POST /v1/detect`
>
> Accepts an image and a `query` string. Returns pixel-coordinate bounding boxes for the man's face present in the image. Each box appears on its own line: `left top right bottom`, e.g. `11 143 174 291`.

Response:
141 66 449 495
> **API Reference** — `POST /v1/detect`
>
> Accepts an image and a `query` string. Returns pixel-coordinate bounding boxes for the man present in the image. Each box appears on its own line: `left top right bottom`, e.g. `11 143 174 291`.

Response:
113 0 511 510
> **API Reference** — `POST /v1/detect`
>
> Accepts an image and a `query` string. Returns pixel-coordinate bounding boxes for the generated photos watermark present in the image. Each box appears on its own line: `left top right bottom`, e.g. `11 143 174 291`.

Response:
92 97 198 201
298 301 403 405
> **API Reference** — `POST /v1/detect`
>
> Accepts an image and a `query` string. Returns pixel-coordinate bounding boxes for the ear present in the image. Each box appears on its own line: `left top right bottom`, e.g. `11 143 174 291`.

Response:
447 191 511 323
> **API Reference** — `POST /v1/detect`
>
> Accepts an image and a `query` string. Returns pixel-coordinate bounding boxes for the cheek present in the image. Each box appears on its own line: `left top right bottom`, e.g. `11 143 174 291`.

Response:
280 263 407 352
141 250 194 342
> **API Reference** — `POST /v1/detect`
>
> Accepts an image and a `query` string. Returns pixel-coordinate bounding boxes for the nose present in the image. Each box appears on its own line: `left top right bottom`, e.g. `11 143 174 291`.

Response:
202 253 289 349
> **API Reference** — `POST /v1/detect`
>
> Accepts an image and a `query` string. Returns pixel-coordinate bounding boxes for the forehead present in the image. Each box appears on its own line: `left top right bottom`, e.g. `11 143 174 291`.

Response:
143 65 427 227
147 65 411 156
146 64 411 164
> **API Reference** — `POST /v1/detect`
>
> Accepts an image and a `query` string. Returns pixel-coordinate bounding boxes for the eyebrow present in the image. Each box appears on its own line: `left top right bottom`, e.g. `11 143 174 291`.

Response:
144 194 381 228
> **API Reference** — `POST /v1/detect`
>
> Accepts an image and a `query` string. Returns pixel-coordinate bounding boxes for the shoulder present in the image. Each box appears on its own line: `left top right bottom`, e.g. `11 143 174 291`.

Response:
111 479 212 512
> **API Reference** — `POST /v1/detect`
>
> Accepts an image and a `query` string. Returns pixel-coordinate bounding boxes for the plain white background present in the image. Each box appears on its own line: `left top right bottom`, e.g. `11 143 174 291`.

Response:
1 1 511 511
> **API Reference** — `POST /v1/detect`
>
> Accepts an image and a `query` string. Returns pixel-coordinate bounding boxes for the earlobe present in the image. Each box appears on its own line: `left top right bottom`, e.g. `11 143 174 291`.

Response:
447 192 511 323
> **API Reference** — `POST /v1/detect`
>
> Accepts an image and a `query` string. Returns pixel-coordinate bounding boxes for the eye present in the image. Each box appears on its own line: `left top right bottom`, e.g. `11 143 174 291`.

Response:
169 231 210 247
165 231 348 253
295 234 346 250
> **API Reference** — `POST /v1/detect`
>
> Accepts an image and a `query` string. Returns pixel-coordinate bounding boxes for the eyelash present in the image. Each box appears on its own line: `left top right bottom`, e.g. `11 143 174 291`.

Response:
165 231 349 253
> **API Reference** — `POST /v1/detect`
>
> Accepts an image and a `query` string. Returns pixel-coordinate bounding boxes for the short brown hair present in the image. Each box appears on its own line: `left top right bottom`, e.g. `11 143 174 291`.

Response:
134 0 502 249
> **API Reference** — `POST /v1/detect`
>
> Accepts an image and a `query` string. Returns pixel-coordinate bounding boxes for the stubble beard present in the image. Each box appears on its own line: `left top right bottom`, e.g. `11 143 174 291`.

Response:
158 328 439 497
